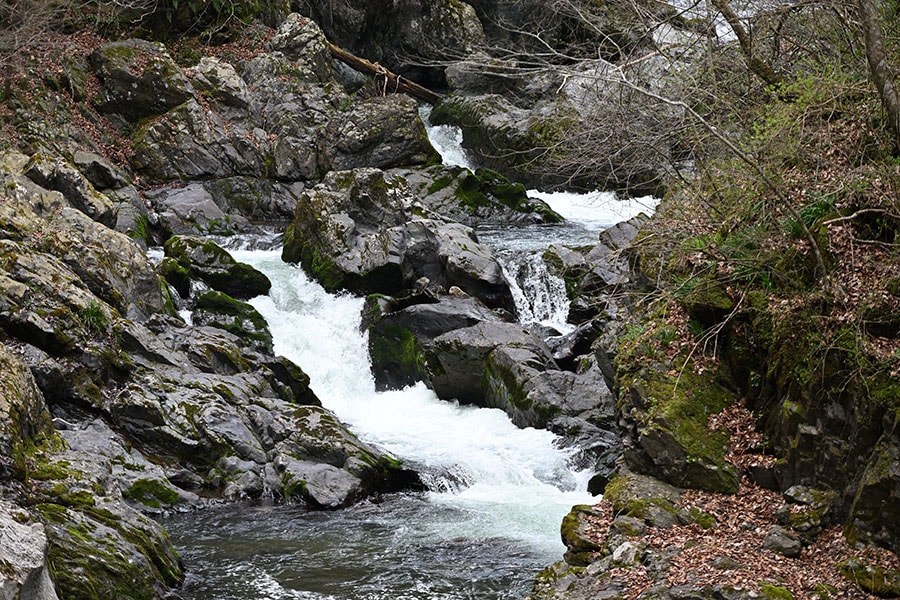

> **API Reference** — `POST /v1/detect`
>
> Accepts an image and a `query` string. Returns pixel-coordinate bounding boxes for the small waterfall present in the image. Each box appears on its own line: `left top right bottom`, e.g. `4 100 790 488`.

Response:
498 251 573 334
420 105 475 170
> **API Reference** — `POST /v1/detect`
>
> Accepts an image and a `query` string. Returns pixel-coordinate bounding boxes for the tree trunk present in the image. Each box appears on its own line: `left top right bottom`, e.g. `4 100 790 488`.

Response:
711 0 782 87
327 42 443 105
858 0 900 151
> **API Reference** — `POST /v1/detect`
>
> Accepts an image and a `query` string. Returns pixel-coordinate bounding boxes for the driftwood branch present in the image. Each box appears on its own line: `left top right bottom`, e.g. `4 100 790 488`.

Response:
327 42 443 105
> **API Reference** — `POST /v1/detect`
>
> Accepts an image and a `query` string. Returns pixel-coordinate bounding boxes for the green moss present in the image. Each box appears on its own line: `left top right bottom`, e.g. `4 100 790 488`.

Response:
158 256 190 298
427 175 454 194
41 502 181 600
122 478 180 509
369 324 425 383
484 354 532 412
759 583 794 599
688 506 716 529
602 474 680 520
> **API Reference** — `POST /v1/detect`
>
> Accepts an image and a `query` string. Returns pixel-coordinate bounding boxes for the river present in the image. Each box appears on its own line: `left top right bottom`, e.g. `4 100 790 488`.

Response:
162 118 658 600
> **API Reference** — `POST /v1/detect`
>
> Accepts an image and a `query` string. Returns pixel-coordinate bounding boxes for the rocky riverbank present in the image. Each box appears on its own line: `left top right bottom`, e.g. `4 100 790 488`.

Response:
1 0 899 598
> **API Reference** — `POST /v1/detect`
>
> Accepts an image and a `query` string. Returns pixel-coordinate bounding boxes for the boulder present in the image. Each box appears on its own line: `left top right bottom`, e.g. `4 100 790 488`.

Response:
90 39 194 122
72 150 131 191
191 290 275 355
394 165 563 226
24 154 116 226
0 501 59 600
560 505 605 566
268 13 334 82
426 321 551 403
330 95 438 170
763 525 803 558
282 168 515 311
366 292 511 390
0 343 53 464
132 98 268 182
163 235 271 299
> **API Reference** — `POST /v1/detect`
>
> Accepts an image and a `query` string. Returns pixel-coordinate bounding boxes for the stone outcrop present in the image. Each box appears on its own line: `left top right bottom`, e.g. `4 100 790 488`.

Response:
0 147 420 597
163 235 272 300
294 0 486 85
282 167 517 312
0 501 59 600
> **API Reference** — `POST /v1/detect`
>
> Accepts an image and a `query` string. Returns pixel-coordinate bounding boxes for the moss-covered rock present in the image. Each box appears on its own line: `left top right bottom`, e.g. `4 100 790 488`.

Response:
192 290 274 355
0 343 55 461
38 501 182 600
89 39 194 122
839 557 900 597
616 320 739 493
560 505 604 566
164 235 271 299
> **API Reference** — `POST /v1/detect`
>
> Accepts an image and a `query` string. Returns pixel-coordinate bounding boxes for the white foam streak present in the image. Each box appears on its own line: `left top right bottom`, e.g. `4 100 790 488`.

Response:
527 189 660 231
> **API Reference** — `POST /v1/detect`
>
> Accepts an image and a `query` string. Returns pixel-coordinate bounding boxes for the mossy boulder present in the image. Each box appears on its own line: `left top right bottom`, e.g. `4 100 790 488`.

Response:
38 500 182 600
839 557 900 597
0 343 55 461
393 164 562 225
164 235 271 299
282 168 515 311
89 39 194 122
365 291 510 390
191 290 274 355
560 505 605 566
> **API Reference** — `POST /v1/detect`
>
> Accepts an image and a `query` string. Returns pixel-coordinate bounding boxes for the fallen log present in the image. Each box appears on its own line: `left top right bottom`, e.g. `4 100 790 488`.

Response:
327 42 443 105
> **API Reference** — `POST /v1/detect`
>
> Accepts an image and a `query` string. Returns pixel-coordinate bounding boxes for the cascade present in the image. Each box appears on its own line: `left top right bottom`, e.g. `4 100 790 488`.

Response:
165 250 595 600
498 251 573 334
164 113 661 600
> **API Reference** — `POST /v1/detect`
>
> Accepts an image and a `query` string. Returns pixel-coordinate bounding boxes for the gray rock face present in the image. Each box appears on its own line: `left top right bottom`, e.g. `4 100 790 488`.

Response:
427 321 547 403
163 235 271 299
24 154 116 227
295 0 485 82
90 39 194 122
0 501 59 600
283 168 515 311
0 344 53 466
366 293 512 390
268 12 334 81
331 95 438 171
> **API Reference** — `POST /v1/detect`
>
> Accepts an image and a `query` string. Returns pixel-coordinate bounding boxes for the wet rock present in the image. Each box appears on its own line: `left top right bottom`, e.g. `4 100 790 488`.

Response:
426 321 549 403
395 165 562 226
366 293 510 390
163 235 271 299
192 290 274 355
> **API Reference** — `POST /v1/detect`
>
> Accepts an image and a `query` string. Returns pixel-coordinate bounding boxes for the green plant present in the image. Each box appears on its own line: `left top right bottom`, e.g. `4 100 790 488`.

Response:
80 301 109 335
